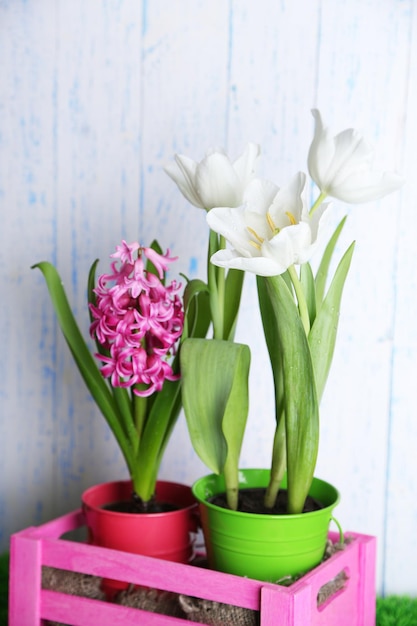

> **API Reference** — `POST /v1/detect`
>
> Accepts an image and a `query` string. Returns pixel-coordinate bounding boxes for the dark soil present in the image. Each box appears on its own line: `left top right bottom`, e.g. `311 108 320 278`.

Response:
103 493 179 514
209 487 323 515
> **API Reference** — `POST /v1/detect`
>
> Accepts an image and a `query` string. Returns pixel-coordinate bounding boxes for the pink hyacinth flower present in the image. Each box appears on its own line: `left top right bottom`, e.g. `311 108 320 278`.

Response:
90 242 184 397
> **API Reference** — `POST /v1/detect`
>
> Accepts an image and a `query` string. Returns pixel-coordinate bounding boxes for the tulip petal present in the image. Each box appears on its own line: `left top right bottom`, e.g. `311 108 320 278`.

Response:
196 153 242 208
244 178 280 213
165 156 203 208
308 108 404 203
207 207 257 257
331 169 405 203
208 172 330 277
232 142 261 184
211 248 286 276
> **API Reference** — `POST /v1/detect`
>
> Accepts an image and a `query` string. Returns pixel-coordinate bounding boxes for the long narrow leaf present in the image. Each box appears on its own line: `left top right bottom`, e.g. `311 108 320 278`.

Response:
182 278 211 341
264 275 319 514
132 378 182 501
87 258 136 444
315 216 347 311
32 262 134 472
300 263 317 326
223 268 244 341
257 276 287 506
309 242 355 402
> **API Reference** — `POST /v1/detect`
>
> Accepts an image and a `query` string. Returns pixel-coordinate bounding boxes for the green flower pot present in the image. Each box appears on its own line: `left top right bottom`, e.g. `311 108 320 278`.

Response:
192 469 340 582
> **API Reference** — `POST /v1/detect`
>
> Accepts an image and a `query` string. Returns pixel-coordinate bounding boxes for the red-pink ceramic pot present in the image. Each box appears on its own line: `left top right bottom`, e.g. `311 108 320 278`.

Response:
82 479 198 597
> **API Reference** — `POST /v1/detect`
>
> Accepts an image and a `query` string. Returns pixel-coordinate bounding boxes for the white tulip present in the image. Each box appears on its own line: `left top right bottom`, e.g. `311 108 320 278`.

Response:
165 143 260 210
206 173 330 277
308 109 404 203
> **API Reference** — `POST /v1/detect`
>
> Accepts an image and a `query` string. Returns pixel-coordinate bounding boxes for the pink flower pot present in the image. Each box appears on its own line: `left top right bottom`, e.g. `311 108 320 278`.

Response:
82 479 198 596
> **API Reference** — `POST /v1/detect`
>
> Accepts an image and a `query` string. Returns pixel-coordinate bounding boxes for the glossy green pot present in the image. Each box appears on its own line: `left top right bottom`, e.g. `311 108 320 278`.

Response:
192 469 340 582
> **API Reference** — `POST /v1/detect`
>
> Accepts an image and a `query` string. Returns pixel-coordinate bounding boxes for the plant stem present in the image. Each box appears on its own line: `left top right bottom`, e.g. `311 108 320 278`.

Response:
208 229 225 339
309 190 327 217
133 391 147 443
223 453 239 511
287 265 310 335
264 416 286 508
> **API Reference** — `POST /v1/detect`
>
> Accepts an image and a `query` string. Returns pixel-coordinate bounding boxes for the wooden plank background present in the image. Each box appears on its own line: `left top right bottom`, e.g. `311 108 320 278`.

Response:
0 0 415 595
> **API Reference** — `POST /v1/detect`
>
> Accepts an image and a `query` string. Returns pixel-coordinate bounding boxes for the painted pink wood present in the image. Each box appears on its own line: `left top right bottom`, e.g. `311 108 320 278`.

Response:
9 510 377 626
9 533 43 625
41 590 199 626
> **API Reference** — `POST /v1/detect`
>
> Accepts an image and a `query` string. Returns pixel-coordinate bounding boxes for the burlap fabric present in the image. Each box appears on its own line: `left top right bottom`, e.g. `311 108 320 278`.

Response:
179 594 258 625
117 585 185 617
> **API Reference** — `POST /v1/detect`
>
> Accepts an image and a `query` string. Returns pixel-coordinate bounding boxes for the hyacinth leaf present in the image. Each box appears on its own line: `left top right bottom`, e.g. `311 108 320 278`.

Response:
300 263 317 326
223 268 245 341
182 278 211 341
32 262 135 473
308 241 355 402
87 258 99 311
132 378 182 502
146 239 164 280
180 338 250 509
315 216 347 311
87 259 136 445
263 274 319 514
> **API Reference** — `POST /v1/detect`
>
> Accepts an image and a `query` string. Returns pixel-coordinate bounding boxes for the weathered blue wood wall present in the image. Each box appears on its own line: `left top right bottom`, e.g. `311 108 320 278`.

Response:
0 0 415 595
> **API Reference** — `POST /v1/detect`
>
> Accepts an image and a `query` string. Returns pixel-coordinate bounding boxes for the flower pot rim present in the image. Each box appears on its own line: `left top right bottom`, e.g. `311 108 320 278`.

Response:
82 478 197 519
192 468 340 520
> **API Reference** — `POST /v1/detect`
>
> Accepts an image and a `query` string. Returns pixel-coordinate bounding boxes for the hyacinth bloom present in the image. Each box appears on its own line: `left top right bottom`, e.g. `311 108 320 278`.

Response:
89 241 184 397
206 173 330 277
308 109 404 203
165 142 260 210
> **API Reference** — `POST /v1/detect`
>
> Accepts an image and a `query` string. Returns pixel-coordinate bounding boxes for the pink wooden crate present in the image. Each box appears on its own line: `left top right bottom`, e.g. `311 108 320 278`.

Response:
9 509 376 625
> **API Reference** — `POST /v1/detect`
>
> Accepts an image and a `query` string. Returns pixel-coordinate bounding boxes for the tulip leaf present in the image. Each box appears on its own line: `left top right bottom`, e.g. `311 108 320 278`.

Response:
180 338 250 508
309 241 355 402
223 268 245 341
263 275 319 514
257 276 287 507
300 262 317 326
315 216 347 311
257 276 284 425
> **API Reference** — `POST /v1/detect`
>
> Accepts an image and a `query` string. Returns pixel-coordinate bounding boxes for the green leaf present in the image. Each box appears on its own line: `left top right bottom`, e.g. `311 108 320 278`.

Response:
146 240 164 280
180 338 250 508
315 216 347 311
300 263 317 326
87 258 136 444
223 268 244 341
32 262 134 473
257 276 284 424
182 278 211 341
309 242 355 402
257 276 286 506
87 259 99 311
263 275 319 514
132 378 182 502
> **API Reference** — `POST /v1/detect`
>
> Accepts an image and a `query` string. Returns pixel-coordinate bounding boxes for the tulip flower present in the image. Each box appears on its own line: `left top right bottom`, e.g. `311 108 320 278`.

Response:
308 109 404 204
207 173 330 277
168 109 404 516
165 143 260 210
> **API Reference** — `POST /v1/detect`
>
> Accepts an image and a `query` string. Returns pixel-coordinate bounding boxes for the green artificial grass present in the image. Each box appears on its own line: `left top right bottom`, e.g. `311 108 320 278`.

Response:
376 595 417 626
0 553 8 626
0 549 416 624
